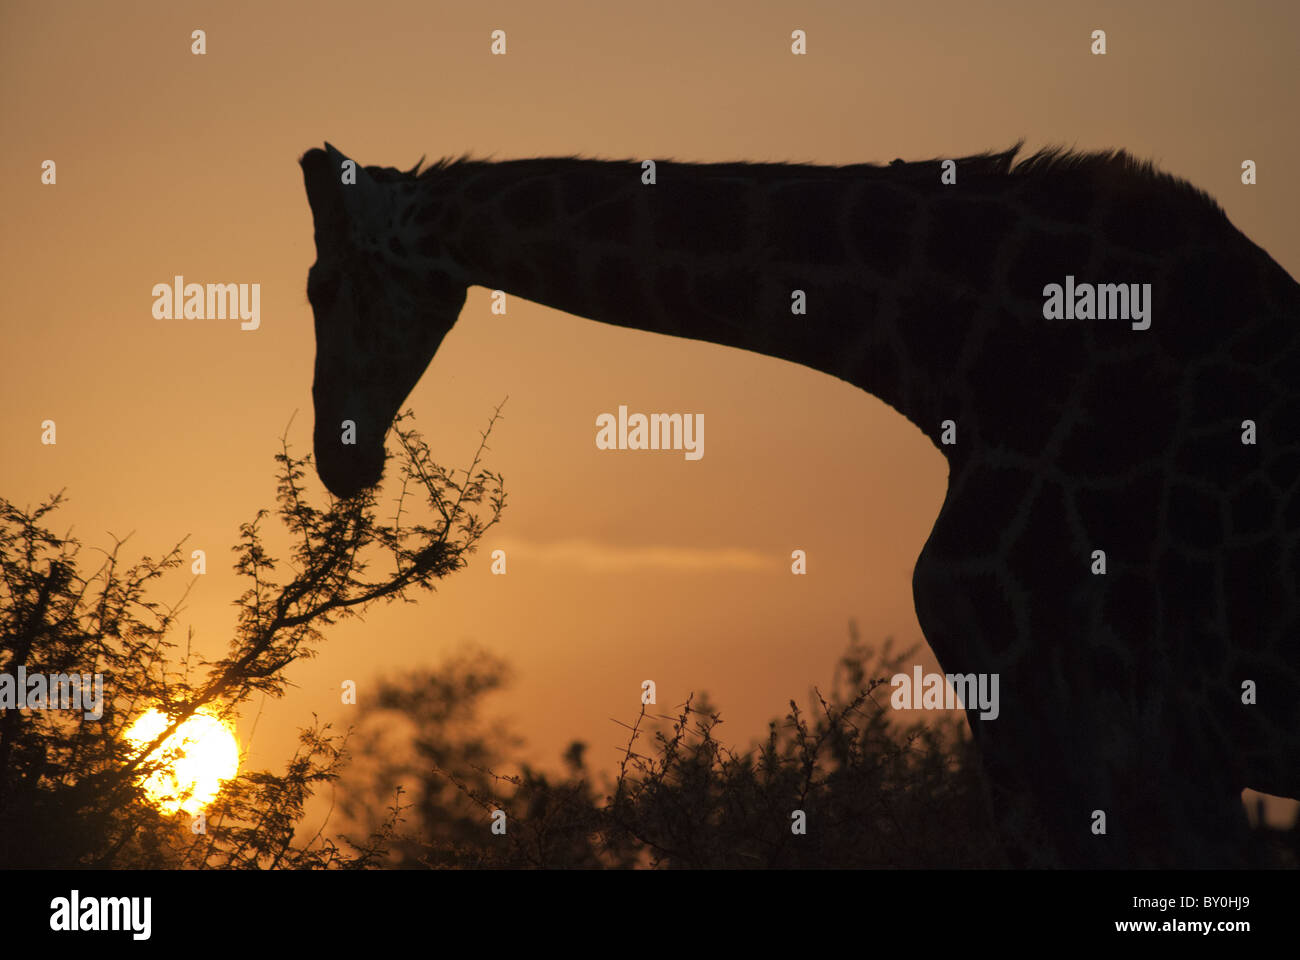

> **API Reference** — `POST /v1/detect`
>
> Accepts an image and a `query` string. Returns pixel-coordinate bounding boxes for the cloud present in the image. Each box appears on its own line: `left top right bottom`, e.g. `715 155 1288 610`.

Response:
492 538 769 573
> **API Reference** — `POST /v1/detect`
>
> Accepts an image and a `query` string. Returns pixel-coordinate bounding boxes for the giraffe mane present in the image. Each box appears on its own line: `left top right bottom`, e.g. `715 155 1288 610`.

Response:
356 140 1225 217
1008 143 1226 214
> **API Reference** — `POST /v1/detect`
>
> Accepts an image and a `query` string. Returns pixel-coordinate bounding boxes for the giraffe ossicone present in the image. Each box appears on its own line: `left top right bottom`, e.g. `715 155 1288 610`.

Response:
301 142 1300 867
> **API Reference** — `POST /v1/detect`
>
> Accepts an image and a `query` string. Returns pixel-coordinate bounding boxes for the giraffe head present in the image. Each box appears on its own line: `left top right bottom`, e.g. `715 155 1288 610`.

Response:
300 143 466 498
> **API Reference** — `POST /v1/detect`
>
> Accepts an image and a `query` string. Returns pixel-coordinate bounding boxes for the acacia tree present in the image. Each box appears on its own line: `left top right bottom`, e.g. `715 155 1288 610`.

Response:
0 408 504 868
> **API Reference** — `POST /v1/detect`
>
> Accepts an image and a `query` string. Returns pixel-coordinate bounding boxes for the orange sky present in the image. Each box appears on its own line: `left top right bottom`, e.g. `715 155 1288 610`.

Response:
3 1 1297 825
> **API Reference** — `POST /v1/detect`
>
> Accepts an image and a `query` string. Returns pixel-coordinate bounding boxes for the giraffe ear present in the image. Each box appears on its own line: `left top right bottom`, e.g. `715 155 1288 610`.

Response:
302 146 347 243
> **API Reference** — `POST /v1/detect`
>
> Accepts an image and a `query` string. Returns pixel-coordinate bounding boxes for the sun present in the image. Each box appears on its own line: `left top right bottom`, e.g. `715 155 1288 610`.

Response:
124 707 240 815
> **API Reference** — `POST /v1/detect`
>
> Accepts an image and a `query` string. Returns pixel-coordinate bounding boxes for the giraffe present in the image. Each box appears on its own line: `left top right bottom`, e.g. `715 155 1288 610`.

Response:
300 141 1300 867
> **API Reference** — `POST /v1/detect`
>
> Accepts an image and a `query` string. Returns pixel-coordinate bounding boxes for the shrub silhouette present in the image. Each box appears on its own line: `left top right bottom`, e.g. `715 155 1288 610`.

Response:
0 408 504 868
338 628 1008 868
601 631 1004 868
340 626 1300 868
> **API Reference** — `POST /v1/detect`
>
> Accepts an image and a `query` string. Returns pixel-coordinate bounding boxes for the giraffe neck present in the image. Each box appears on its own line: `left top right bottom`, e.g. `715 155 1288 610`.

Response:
405 156 1002 440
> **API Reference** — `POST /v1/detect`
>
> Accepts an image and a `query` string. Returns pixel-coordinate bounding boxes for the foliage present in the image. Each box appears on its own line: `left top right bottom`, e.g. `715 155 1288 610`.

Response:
0 407 505 868
338 628 1009 868
339 627 1300 869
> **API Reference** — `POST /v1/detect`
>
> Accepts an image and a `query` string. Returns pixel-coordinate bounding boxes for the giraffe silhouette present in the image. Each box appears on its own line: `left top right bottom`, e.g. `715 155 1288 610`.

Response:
300 142 1300 867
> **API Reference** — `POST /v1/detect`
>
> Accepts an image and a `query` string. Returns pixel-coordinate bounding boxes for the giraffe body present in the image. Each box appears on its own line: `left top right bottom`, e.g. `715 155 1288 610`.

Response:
301 143 1300 866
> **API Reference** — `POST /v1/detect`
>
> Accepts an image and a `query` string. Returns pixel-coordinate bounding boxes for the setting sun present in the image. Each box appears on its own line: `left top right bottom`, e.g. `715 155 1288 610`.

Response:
124 708 240 815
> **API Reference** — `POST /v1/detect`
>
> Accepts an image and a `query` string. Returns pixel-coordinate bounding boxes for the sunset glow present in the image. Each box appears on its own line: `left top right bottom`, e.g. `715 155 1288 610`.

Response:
124 708 240 815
